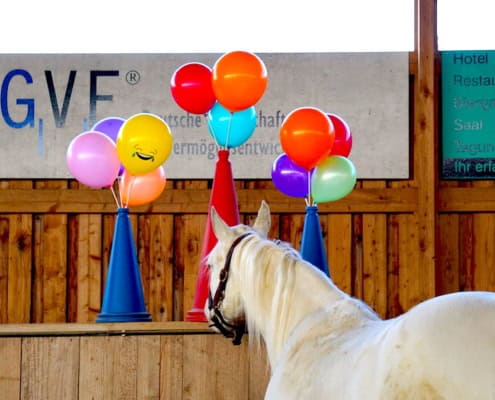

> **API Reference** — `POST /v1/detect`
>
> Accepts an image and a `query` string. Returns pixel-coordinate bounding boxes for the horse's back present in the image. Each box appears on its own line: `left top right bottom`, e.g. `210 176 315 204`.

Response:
266 291 495 399
382 291 495 399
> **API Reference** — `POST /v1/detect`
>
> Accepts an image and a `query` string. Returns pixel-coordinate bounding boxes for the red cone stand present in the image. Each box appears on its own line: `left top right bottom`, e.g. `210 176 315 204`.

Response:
96 207 151 322
300 205 330 277
186 149 240 321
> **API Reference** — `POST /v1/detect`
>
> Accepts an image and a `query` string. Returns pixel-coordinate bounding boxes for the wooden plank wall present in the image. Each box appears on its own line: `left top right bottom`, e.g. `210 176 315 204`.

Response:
0 0 494 326
0 332 270 400
0 181 418 323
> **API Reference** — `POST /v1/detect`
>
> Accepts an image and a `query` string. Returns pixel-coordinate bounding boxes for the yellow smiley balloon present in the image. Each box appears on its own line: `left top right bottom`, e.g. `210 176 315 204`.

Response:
117 113 173 175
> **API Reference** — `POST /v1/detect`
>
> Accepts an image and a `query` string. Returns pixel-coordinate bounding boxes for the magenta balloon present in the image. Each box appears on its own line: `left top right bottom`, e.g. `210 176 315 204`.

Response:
271 153 310 198
66 131 121 188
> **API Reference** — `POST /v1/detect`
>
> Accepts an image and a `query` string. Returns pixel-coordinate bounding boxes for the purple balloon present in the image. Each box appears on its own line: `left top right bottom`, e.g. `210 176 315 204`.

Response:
92 117 125 175
91 117 125 142
271 153 311 198
66 131 120 189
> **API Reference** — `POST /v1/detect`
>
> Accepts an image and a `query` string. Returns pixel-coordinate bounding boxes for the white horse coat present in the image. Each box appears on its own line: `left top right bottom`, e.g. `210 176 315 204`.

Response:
206 201 495 400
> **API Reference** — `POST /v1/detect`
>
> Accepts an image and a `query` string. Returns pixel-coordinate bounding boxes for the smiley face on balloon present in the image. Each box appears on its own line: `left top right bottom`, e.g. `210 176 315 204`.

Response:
116 113 173 175
131 144 157 163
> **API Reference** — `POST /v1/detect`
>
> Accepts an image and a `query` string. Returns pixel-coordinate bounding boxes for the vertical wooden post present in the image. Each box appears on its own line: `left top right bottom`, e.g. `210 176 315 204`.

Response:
414 0 438 298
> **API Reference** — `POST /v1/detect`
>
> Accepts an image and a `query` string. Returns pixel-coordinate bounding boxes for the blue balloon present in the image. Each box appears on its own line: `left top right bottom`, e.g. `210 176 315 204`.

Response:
207 102 256 148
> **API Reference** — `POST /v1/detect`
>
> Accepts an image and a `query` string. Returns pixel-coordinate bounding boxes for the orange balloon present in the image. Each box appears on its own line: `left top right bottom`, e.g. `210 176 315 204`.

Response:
212 51 268 112
120 166 166 207
280 107 335 170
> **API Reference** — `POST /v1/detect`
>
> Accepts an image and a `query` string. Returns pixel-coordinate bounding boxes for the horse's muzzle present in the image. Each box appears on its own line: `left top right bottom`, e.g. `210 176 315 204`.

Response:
207 291 245 345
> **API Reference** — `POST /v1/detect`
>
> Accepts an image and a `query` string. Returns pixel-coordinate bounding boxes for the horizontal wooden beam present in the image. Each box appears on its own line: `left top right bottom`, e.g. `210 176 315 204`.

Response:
3 186 493 214
439 187 495 212
0 322 211 337
0 187 417 214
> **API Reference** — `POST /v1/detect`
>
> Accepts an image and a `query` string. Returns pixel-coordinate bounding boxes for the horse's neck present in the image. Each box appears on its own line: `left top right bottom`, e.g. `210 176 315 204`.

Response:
240 249 371 368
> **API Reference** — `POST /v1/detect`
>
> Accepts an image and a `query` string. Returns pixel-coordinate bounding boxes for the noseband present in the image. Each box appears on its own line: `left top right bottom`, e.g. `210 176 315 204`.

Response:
208 232 252 345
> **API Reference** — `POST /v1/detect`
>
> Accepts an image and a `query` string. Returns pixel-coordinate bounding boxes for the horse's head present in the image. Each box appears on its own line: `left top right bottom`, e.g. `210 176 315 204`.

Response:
205 200 271 345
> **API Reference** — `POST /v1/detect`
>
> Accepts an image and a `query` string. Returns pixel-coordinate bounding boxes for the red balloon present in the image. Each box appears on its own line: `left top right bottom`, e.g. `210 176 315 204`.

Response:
280 107 335 170
170 63 216 114
327 113 352 157
212 51 268 112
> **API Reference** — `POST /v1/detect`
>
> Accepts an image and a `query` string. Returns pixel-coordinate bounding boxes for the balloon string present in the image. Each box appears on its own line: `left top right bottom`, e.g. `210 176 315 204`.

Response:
109 183 121 209
307 170 313 206
206 113 221 148
125 176 135 209
118 178 124 208
225 112 233 150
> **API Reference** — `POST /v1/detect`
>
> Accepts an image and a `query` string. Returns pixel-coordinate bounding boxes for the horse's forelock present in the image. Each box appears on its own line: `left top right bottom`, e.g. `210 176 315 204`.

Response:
208 225 253 266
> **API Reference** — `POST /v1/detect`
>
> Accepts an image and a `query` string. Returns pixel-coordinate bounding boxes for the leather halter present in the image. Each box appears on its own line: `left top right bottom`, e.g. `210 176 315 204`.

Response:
208 232 252 345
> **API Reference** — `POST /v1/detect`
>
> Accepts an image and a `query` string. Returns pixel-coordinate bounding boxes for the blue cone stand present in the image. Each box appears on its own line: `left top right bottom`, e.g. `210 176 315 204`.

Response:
96 207 151 322
300 205 330 277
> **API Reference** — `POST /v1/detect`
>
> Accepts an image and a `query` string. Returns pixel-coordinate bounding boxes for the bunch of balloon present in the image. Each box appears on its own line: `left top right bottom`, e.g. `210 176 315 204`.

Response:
273 108 355 277
66 113 172 322
171 51 268 322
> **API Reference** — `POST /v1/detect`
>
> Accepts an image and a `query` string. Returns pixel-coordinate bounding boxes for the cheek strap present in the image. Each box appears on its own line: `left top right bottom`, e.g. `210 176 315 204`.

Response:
207 232 252 345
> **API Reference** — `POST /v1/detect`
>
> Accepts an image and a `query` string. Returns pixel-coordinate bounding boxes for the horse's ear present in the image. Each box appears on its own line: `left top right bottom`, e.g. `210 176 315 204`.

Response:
210 206 235 243
253 200 271 236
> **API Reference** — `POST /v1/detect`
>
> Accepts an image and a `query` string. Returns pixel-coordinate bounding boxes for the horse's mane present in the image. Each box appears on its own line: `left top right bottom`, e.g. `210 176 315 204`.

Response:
231 229 334 355
216 225 381 367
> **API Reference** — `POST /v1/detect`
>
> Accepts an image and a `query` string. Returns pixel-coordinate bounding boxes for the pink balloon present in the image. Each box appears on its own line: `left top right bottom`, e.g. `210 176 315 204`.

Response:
66 131 120 188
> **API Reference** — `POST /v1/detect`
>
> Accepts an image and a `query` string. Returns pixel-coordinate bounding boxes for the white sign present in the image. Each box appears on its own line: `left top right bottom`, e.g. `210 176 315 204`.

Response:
0 53 409 179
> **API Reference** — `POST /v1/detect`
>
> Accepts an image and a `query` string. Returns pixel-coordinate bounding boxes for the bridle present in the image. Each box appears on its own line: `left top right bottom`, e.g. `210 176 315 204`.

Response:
208 232 252 345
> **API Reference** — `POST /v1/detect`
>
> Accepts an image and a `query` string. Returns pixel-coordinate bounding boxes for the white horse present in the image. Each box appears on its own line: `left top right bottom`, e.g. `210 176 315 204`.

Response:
205 201 495 400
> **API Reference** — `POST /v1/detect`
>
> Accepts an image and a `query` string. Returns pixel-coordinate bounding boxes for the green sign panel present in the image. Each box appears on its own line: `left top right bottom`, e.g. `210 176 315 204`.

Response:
441 50 495 179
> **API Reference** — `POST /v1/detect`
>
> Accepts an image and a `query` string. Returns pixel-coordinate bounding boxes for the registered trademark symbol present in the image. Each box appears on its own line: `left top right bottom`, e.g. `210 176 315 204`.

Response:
126 70 141 85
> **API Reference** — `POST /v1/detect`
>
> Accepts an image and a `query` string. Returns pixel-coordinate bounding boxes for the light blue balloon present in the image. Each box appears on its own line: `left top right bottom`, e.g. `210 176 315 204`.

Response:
207 102 256 148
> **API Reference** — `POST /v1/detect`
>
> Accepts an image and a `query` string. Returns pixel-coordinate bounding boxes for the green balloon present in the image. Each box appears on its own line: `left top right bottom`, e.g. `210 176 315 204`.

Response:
311 156 357 203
